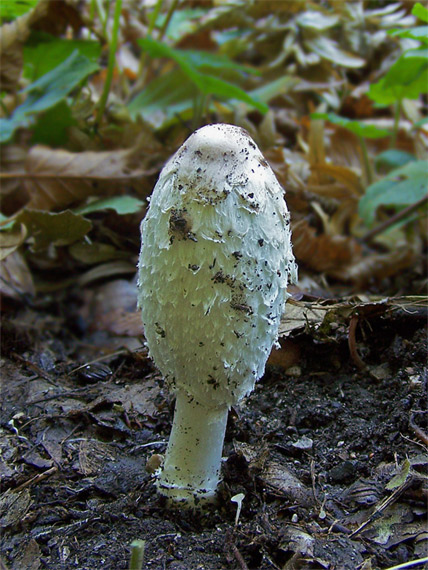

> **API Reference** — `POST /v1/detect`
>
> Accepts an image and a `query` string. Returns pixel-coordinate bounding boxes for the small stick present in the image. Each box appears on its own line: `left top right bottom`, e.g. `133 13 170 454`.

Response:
362 194 428 243
409 414 428 446
350 479 411 538
348 315 366 370
14 466 57 492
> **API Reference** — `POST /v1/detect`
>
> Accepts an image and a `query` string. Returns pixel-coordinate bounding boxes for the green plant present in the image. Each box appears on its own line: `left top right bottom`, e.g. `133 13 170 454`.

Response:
0 51 99 144
312 3 428 235
129 37 267 128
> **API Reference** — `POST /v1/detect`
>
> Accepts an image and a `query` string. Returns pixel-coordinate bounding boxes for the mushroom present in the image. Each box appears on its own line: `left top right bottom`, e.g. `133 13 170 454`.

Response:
138 123 297 506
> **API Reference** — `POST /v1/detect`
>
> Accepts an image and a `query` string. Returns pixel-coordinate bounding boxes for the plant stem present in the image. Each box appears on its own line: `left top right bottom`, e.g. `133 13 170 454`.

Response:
128 540 146 570
129 0 163 102
158 0 179 41
157 390 229 505
359 134 373 186
95 0 122 128
362 194 428 242
390 99 402 149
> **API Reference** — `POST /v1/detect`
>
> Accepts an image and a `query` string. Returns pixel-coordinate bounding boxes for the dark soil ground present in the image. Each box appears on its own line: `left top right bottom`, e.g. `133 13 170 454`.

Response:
0 286 427 570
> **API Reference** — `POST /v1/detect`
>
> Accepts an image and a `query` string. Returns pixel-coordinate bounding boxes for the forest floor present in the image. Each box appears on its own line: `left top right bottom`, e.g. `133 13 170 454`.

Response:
1 276 426 570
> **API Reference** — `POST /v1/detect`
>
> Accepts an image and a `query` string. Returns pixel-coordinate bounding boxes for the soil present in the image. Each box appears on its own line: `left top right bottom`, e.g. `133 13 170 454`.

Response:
0 288 427 570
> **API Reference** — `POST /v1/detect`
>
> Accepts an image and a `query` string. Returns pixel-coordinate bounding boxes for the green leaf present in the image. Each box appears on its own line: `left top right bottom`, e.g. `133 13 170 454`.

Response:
413 2 428 23
138 37 267 114
389 26 428 44
184 50 258 76
0 0 37 22
375 150 416 171
31 100 76 146
359 160 428 224
311 112 390 138
128 68 196 126
385 459 411 490
15 209 92 251
23 32 101 80
368 51 428 104
415 116 428 128
75 196 145 216
0 50 99 143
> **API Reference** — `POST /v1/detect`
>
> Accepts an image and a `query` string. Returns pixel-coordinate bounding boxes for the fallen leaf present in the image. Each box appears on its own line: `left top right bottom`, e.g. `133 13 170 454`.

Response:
0 223 27 260
12 538 41 570
304 35 365 68
292 219 362 273
0 250 35 299
279 300 327 337
7 145 145 212
0 145 26 201
77 261 137 286
0 13 31 91
332 241 420 285
78 279 142 336
15 209 92 251
267 338 301 369
0 0 84 92
0 488 32 528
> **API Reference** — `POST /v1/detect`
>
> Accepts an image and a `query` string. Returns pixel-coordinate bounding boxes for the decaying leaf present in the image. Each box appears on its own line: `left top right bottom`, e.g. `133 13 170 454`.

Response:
0 0 84 92
0 223 27 260
332 241 421 285
279 295 428 340
0 488 32 528
11 145 145 211
0 145 26 199
292 218 362 273
15 209 92 251
279 299 328 337
0 249 35 299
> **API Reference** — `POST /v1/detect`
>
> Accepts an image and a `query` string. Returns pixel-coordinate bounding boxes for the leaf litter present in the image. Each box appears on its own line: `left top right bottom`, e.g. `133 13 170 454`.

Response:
0 1 427 569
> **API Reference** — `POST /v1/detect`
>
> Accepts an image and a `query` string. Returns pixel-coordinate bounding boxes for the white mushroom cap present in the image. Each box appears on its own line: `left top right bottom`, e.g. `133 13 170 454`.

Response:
138 123 297 409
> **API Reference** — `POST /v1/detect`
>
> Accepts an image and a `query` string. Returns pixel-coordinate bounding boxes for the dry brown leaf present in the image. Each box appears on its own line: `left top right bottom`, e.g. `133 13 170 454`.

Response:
77 261 137 287
328 127 365 172
0 9 36 91
0 250 35 299
78 279 142 336
0 0 83 92
332 242 421 286
264 147 290 188
0 145 26 205
6 145 145 211
267 338 301 369
29 0 84 36
0 224 27 260
309 163 363 198
292 218 362 273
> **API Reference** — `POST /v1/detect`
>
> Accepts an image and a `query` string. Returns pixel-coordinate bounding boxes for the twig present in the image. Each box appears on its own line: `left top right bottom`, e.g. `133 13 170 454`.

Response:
409 414 428 446
350 479 412 538
362 194 428 243
383 557 428 570
67 348 129 377
11 353 58 386
348 315 366 370
225 531 249 570
13 466 57 493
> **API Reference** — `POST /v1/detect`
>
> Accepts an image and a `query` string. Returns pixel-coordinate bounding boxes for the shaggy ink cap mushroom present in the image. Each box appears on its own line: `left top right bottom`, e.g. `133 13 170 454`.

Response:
138 123 297 505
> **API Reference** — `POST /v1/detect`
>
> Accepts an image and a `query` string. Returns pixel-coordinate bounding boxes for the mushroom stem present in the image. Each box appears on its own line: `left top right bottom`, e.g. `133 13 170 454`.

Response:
157 390 229 505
